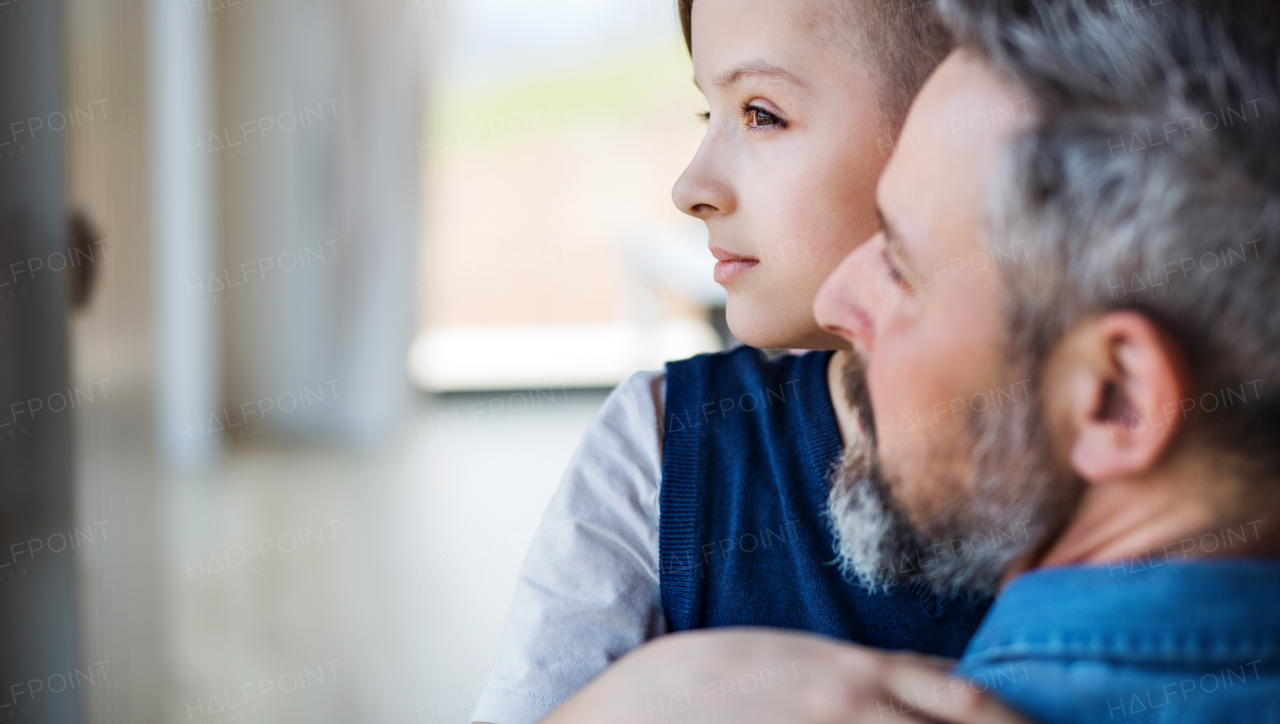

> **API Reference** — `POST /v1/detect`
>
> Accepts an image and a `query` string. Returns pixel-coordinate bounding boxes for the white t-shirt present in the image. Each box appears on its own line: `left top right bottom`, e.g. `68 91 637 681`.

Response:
471 371 668 724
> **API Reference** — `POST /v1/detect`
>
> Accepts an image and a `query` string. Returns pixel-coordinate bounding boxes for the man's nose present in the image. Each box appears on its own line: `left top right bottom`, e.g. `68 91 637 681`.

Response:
814 237 882 355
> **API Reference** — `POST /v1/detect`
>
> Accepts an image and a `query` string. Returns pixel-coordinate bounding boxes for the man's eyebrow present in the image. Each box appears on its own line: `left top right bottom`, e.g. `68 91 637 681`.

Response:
703 61 809 92
876 206 902 245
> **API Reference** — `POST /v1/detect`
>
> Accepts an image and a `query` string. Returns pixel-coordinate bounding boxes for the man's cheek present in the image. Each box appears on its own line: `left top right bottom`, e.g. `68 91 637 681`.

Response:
874 428 942 529
868 350 961 444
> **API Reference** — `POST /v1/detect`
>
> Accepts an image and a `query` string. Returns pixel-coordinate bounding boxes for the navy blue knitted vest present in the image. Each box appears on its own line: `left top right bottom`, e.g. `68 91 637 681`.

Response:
659 346 992 658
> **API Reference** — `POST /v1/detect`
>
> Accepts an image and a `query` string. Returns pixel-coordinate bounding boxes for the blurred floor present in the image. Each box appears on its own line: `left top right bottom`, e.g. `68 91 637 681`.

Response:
164 387 613 724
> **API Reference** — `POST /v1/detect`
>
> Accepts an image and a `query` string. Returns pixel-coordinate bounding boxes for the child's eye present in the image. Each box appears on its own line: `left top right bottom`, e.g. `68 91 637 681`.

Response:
698 111 711 123
742 102 787 130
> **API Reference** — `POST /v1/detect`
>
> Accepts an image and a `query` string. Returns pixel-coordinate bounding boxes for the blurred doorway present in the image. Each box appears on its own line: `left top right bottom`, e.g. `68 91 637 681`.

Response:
0 0 82 721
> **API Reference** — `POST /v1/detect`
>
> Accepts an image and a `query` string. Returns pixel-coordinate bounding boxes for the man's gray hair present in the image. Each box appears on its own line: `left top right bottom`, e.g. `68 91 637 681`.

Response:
940 0 1280 479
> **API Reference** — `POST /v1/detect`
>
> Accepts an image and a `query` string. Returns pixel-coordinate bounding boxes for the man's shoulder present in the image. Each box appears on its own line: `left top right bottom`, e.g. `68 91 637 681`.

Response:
959 561 1280 724
963 658 1280 724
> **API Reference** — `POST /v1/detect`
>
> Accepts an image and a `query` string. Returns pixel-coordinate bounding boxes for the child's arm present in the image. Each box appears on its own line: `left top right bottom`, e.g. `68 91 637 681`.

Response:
471 371 667 724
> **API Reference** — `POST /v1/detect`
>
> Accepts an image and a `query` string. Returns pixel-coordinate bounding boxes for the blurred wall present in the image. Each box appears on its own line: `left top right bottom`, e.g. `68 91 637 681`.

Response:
65 0 167 719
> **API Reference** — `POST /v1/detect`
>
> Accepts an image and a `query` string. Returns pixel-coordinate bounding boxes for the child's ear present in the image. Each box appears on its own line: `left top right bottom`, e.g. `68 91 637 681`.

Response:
1042 311 1191 484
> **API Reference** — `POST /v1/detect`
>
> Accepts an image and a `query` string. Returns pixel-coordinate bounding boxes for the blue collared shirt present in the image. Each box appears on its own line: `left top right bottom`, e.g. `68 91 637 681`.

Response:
954 558 1280 724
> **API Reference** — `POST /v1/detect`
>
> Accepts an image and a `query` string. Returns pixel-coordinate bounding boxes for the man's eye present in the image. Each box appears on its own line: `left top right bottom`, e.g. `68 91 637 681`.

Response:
886 259 908 286
743 103 786 130
882 242 914 291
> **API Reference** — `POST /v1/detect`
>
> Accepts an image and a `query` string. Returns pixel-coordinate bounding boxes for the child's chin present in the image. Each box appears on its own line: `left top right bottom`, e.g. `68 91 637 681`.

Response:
725 302 806 350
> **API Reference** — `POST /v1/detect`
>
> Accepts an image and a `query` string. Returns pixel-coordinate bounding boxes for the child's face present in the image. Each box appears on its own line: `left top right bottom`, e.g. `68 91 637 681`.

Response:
673 0 887 350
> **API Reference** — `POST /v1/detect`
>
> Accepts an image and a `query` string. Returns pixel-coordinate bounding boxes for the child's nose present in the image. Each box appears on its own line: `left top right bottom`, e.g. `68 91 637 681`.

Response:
672 140 735 218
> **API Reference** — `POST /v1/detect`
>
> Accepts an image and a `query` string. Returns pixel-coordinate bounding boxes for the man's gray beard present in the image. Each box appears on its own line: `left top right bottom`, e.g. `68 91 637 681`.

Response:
826 354 1084 598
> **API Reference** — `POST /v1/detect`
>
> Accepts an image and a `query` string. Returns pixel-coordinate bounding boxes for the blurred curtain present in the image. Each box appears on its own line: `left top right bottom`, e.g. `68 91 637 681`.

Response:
218 0 426 448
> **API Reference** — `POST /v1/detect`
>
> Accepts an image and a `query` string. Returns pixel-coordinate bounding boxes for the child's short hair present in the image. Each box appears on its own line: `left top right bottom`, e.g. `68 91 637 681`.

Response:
678 0 954 135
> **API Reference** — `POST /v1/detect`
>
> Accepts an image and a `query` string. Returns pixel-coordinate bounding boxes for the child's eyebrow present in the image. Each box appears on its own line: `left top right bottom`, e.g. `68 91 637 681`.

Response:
701 61 809 93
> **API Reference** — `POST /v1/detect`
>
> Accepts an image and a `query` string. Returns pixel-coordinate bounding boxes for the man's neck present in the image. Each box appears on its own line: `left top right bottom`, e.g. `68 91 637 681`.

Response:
1028 463 1280 573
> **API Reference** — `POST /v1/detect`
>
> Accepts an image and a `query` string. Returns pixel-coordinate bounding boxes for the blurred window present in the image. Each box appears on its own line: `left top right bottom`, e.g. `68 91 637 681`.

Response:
410 0 725 391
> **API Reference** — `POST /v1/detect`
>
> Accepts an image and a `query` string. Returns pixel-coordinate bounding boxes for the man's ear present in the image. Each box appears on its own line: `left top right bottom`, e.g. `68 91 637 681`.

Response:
1046 311 1192 484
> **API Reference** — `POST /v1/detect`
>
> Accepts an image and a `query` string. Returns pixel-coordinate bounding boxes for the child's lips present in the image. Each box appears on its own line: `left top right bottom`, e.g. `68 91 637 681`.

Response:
713 259 760 284
710 244 760 284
